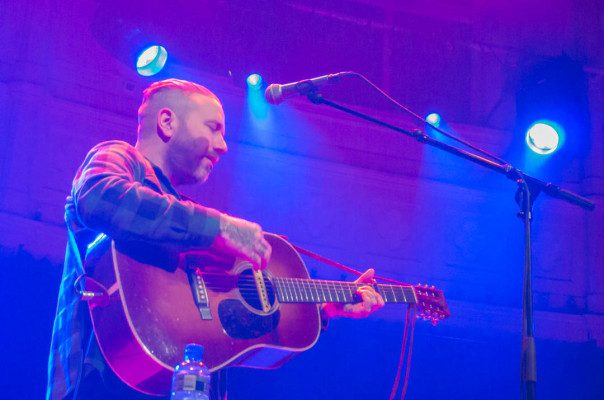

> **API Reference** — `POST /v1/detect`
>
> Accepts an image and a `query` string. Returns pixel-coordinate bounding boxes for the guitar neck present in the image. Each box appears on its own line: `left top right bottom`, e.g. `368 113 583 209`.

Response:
272 277 417 305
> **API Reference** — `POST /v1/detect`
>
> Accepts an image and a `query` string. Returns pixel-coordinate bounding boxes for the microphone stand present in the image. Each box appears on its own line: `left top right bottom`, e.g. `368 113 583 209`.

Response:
303 90 595 400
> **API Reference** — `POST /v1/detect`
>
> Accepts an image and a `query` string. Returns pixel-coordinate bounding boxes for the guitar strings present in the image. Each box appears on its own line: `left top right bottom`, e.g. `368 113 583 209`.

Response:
192 272 418 291
200 275 418 305
204 281 413 294
202 276 413 290
203 279 414 296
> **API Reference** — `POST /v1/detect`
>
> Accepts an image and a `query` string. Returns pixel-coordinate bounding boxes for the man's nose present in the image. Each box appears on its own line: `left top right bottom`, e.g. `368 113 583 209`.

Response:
214 134 228 155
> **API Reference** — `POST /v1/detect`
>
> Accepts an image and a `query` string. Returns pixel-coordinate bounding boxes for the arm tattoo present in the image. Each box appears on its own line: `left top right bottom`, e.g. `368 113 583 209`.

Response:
221 217 257 253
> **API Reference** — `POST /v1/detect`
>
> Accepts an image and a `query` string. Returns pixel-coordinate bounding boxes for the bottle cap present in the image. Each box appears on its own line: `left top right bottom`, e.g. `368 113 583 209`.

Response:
184 343 204 362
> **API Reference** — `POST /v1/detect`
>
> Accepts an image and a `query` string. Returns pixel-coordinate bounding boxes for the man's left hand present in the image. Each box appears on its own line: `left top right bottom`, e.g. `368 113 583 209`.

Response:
321 268 385 319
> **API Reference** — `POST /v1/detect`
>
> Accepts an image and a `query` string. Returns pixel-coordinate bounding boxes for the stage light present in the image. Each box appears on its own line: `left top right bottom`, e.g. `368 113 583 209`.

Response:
136 45 168 76
247 74 263 90
426 112 441 127
513 55 590 178
525 121 562 155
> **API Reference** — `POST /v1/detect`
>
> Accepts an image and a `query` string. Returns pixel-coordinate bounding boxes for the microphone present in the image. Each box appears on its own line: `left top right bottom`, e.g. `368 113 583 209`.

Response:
264 72 352 105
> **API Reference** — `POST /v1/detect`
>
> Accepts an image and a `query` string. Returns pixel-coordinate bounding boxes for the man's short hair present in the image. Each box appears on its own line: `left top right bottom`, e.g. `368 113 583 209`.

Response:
137 78 221 125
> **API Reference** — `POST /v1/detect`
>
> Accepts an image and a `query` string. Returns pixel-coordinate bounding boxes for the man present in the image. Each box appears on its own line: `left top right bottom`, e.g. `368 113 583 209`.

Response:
47 79 384 400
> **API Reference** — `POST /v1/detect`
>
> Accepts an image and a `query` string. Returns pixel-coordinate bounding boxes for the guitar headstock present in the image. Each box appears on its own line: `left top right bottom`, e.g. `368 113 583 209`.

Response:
413 284 451 325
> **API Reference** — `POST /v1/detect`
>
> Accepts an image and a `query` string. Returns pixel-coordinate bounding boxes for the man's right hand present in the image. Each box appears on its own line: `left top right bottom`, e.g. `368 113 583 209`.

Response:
210 213 272 270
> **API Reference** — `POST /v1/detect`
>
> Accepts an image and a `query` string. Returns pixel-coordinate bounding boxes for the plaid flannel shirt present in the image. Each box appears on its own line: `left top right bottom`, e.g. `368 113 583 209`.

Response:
47 140 221 399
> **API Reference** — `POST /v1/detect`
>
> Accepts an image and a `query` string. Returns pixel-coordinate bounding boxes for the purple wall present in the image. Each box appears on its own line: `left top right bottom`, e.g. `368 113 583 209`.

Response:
1 1 603 399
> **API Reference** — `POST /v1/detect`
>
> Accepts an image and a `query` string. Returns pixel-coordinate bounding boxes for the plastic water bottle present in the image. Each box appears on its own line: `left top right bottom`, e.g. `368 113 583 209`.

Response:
170 343 211 400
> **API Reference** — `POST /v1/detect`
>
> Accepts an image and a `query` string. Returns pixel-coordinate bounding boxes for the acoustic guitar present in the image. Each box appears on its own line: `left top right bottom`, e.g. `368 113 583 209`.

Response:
82 233 450 396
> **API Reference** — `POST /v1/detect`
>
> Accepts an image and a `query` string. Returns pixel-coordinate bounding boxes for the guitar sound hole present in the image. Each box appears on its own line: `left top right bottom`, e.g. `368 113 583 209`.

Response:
237 269 276 312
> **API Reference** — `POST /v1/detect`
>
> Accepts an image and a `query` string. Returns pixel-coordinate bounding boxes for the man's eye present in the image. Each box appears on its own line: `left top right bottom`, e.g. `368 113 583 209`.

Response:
206 123 221 132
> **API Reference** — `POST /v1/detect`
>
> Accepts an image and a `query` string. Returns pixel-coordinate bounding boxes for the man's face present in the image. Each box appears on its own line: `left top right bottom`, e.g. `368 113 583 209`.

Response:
167 93 227 185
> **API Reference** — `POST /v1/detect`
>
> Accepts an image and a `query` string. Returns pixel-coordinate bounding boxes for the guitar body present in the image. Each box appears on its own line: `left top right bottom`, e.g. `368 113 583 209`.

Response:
87 233 321 397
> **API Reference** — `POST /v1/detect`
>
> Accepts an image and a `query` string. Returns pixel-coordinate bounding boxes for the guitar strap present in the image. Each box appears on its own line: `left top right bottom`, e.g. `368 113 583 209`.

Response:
278 235 409 285
283 235 419 400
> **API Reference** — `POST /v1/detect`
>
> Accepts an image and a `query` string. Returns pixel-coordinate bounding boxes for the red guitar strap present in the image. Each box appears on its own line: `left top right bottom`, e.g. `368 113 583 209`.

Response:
279 235 410 286
282 235 418 400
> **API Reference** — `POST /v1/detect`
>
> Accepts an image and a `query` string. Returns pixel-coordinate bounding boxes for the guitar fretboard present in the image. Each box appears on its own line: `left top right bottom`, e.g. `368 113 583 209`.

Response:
272 277 417 304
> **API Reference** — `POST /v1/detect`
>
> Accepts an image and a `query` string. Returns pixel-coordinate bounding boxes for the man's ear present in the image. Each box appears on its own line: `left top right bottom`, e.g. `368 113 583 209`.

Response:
157 108 176 142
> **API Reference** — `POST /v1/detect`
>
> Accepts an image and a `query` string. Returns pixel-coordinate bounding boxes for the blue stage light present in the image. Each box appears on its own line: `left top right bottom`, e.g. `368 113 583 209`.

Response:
525 121 562 155
246 75 269 122
136 45 168 76
247 74 263 90
426 112 441 127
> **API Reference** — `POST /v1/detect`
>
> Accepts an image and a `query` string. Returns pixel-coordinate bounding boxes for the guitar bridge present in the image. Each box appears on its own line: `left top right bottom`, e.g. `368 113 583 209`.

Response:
188 268 212 320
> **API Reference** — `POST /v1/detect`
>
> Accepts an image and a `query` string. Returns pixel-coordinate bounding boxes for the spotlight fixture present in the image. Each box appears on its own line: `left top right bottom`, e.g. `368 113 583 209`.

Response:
246 74 263 90
426 112 442 127
136 45 168 76
525 121 563 155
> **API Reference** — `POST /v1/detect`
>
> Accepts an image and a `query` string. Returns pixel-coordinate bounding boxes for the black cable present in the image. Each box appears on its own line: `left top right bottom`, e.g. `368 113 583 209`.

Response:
347 72 511 167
